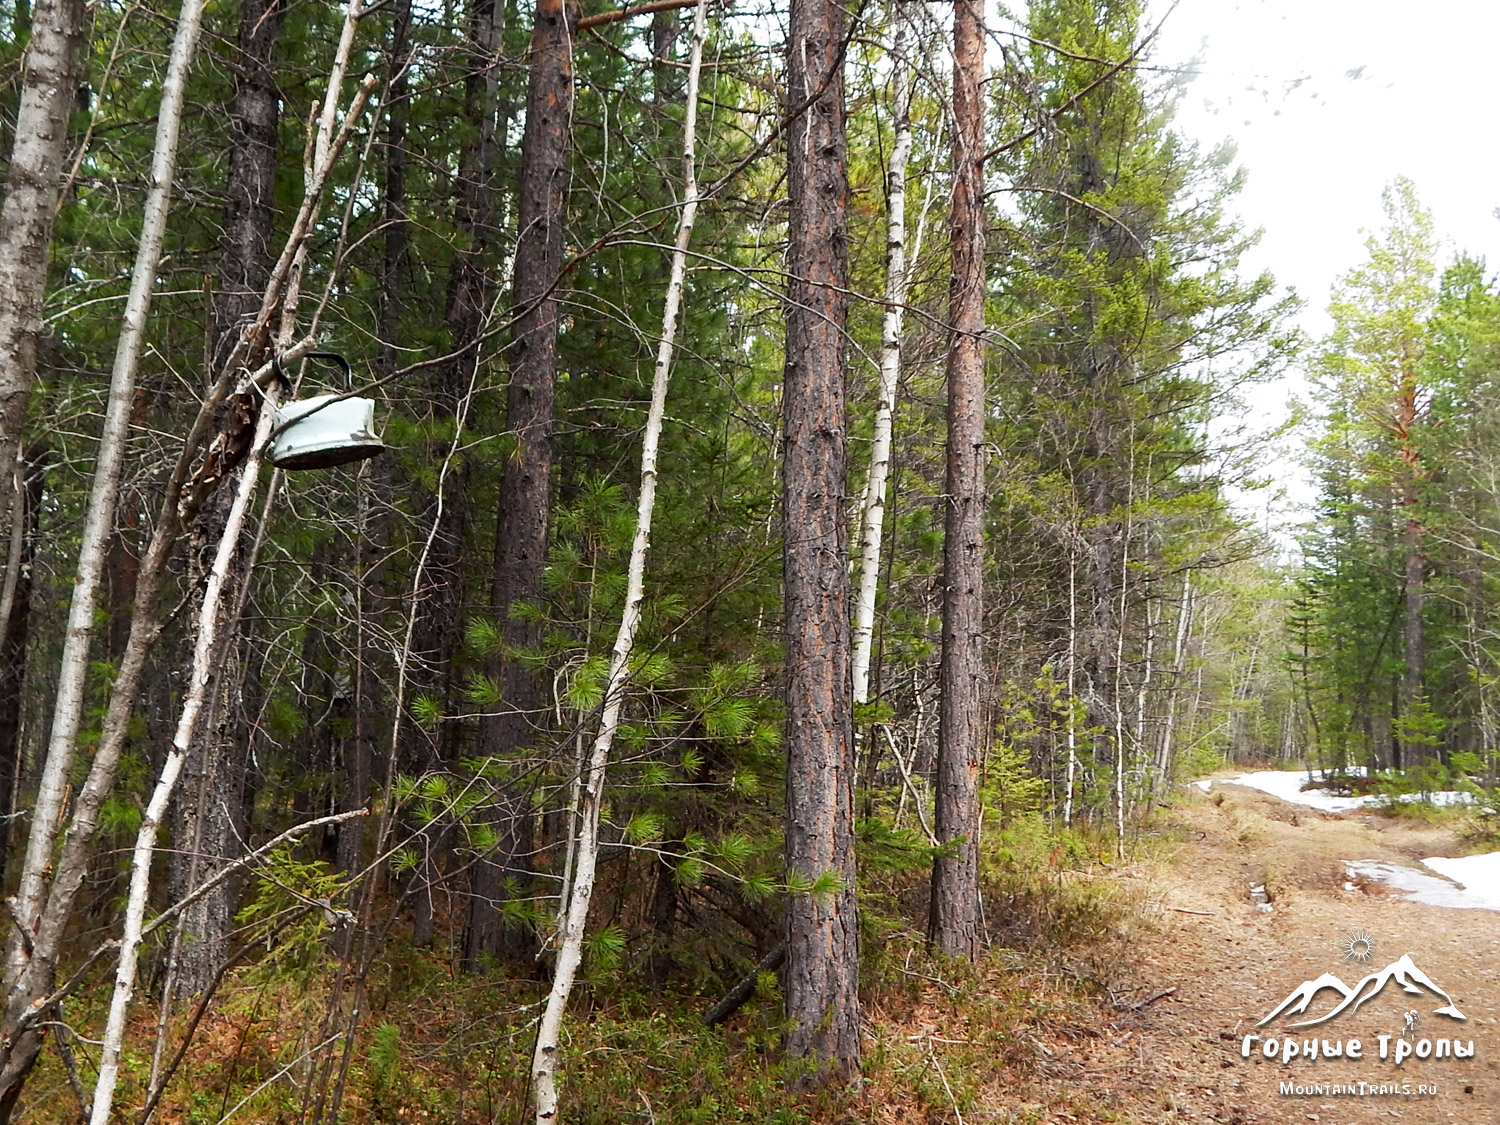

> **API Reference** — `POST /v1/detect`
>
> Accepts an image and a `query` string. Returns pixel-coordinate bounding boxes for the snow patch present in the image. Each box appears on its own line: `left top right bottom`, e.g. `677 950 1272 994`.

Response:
1418 853 1500 911
1212 769 1475 813
1342 860 1490 911
1222 770 1369 812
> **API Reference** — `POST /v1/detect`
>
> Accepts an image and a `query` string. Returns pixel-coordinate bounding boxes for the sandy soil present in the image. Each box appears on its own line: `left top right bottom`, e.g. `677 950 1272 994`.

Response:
1028 783 1500 1124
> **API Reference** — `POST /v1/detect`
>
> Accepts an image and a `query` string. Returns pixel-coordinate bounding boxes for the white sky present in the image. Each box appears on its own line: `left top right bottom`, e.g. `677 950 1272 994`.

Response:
1144 0 1500 531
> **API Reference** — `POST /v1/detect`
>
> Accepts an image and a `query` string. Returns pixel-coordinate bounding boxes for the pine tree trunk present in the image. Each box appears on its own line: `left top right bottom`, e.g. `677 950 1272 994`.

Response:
0 0 89 549
213 0 286 349
162 0 287 1005
928 0 986 962
1402 474 1425 755
780 0 860 1081
471 0 576 967
529 6 707 1118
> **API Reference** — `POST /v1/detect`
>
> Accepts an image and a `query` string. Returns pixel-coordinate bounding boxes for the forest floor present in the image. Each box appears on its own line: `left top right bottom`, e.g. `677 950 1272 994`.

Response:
920 782 1500 1125
25 780 1500 1125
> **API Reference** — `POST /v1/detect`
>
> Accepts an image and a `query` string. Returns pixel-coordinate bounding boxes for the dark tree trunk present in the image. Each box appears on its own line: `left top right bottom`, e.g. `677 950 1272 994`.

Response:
466 0 574 970
166 595 249 998
0 450 44 884
651 7 679 99
213 0 285 352
1398 373 1426 758
105 392 148 661
929 0 986 961
780 0 859 1082
164 0 285 999
340 0 409 880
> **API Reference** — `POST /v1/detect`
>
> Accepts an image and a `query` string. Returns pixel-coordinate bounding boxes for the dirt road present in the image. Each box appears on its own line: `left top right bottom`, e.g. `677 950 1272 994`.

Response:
1069 782 1500 1124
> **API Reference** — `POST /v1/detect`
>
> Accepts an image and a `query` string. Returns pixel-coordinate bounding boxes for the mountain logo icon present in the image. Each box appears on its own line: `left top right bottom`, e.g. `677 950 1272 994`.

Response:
1257 953 1465 1029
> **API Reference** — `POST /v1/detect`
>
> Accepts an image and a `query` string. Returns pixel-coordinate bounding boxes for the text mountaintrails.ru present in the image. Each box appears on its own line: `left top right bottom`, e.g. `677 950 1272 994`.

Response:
1278 1081 1440 1097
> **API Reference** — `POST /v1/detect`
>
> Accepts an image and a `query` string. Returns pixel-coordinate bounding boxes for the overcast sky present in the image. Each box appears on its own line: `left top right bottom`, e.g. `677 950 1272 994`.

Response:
1142 0 1500 530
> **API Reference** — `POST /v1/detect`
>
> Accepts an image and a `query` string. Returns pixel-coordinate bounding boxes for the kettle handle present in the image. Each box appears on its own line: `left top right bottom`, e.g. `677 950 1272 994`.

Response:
273 351 354 392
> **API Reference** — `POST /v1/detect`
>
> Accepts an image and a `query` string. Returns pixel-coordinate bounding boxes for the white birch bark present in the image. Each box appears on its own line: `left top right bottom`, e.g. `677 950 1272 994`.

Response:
0 0 89 550
1154 573 1191 790
7 0 209 981
1113 453 1134 860
531 4 708 1119
1134 587 1157 768
852 10 913 705
1064 550 1077 825
86 387 279 1125
83 8 371 1116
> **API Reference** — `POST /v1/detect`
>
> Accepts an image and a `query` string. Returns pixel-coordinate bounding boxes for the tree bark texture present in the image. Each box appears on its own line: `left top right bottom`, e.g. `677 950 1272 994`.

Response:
213 0 286 353
928 0 986 962
781 0 860 1081
851 8 912 707
470 0 575 967
0 0 89 549
0 5 210 1112
162 0 287 1001
0 453 43 884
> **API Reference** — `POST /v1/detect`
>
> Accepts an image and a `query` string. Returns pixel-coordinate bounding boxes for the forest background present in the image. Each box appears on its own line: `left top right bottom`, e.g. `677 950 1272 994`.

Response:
0 0 1495 1121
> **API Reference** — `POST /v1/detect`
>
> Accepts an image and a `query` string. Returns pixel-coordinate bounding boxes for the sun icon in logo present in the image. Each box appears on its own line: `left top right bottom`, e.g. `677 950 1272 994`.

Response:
1341 929 1375 964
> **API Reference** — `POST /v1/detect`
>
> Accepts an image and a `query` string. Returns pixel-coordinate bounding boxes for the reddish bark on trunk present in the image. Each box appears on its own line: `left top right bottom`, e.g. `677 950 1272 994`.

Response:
781 0 860 1081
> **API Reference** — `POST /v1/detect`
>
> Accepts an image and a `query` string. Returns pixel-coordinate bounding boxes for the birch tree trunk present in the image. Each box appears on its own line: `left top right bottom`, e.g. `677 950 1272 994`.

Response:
1154 573 1191 792
782 0 861 1080
6 0 206 982
87 6 371 1111
0 0 90 549
86 387 280 1125
529 6 708 1120
851 7 912 706
1064 549 1078 825
929 0 986 961
0 5 372 1113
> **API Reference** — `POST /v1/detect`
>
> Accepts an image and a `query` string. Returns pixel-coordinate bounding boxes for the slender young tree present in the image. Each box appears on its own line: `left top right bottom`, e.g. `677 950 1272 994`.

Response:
852 5 914 706
530 9 708 1117
781 0 861 1080
929 0 986 961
